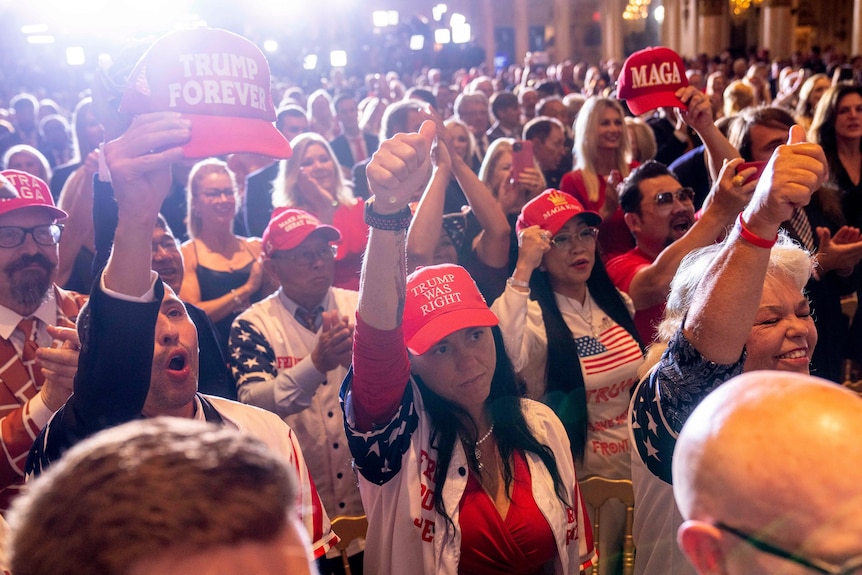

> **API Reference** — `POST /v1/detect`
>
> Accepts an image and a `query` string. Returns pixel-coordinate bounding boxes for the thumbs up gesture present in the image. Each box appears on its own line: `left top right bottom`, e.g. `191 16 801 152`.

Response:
742 124 828 237
366 120 436 215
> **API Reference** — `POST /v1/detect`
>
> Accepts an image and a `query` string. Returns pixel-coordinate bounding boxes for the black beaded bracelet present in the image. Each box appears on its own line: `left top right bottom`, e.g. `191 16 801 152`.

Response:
364 199 413 231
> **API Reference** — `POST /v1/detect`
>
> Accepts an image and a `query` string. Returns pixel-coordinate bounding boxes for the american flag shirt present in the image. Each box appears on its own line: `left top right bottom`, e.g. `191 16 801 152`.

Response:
492 286 644 479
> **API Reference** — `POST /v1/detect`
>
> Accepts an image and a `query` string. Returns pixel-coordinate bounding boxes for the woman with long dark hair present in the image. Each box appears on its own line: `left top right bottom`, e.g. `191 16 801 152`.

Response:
492 189 643 575
341 122 594 574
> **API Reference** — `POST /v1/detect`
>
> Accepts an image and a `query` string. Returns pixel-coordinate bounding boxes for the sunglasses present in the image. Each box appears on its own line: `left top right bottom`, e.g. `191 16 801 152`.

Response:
654 187 695 207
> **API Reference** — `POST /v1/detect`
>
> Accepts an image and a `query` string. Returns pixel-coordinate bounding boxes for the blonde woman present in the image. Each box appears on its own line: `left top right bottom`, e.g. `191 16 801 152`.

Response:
180 159 270 353
560 97 634 259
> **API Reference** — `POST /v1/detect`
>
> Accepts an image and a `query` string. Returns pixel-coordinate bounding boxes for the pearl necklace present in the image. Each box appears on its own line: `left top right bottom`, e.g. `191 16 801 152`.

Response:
473 424 495 470
564 294 599 338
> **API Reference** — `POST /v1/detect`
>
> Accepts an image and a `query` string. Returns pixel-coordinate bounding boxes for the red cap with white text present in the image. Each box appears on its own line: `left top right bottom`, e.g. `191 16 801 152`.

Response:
617 46 689 115
0 170 67 220
403 264 498 355
262 208 340 258
119 27 292 160
516 189 601 236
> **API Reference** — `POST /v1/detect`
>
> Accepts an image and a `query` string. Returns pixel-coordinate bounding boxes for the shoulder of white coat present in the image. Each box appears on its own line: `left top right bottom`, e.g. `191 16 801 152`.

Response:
204 396 297 455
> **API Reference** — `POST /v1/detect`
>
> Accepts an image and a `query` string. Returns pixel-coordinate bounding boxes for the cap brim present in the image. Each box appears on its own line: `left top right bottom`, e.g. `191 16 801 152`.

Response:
181 113 292 160
406 306 499 356
625 92 688 116
0 202 68 221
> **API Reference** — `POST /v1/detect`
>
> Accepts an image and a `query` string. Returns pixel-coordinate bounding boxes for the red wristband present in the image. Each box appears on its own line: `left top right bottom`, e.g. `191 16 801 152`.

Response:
736 213 777 249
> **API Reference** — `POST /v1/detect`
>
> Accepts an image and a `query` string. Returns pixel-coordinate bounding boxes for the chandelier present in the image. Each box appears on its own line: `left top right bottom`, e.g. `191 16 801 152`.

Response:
623 0 651 21
729 0 763 17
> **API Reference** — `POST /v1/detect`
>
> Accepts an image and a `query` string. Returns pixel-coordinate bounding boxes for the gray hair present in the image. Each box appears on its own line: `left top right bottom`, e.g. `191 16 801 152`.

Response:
655 232 812 344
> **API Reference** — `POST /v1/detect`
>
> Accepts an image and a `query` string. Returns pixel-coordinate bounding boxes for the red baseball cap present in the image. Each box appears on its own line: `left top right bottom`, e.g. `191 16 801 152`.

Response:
516 189 601 236
262 208 340 258
617 46 689 116
0 170 67 220
403 264 498 355
120 27 292 160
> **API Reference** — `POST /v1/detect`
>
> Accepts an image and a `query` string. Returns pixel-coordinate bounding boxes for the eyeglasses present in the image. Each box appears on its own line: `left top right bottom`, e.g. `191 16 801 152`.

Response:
550 227 599 250
200 188 235 200
654 187 695 207
715 522 862 575
270 244 338 266
0 224 64 248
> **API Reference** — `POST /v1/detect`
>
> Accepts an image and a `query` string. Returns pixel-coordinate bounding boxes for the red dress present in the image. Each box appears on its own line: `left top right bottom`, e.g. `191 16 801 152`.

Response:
458 451 559 574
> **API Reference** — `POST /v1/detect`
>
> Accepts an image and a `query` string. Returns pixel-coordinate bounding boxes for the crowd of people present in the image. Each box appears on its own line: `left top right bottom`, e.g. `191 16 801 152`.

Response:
0 25 861 575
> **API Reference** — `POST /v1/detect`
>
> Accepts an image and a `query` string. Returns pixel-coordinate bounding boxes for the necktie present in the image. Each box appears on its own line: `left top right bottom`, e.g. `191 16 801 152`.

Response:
16 318 44 388
789 207 815 252
349 136 367 163
295 306 324 332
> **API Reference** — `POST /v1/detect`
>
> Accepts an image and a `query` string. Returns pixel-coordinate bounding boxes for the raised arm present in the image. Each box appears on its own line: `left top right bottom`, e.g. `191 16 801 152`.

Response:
358 121 437 329
406 136 451 271
676 86 740 182
684 125 826 363
103 113 190 296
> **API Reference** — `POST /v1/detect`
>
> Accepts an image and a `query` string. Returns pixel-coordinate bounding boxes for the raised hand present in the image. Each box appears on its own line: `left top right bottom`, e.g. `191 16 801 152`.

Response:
742 125 827 238
102 112 190 221
366 120 436 214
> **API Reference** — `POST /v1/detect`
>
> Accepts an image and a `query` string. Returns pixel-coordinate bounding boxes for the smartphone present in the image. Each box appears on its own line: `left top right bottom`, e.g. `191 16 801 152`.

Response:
511 140 534 183
737 161 767 185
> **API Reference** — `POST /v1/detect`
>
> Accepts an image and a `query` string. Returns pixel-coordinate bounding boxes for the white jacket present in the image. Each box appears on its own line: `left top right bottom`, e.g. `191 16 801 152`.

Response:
342 376 595 574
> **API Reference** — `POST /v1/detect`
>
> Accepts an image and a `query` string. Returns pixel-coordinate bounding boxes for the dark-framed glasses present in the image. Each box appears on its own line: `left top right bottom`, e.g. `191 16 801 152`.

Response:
271 244 338 266
550 227 599 250
655 187 695 207
716 522 862 575
0 224 64 248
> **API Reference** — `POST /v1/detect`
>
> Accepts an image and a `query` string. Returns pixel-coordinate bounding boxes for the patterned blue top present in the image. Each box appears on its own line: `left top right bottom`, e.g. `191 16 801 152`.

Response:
630 329 745 484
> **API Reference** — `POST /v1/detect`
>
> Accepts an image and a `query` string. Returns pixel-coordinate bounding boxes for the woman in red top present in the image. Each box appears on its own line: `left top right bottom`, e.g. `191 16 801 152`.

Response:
272 133 367 290
560 97 635 259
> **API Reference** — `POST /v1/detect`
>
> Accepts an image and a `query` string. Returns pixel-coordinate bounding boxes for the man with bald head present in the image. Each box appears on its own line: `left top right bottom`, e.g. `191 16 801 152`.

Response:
673 371 862 574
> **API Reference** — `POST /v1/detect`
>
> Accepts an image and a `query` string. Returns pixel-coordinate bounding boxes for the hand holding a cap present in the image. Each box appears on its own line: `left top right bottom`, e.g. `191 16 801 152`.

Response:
675 86 714 133
366 120 436 215
742 125 827 239
103 112 190 221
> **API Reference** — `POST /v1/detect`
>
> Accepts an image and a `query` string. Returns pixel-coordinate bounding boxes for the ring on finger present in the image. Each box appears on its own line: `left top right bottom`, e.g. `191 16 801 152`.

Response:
731 175 745 187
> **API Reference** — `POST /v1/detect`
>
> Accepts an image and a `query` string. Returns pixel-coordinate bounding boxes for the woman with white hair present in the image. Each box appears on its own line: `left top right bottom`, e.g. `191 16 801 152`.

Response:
629 125 827 575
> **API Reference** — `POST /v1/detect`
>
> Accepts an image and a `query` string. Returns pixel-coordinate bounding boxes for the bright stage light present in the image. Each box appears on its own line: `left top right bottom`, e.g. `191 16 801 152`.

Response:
330 50 347 67
410 35 425 50
27 36 56 45
372 11 389 27
434 29 451 44
66 47 86 66
450 12 466 26
21 24 49 34
264 40 278 53
432 3 447 21
303 54 318 70
387 10 399 25
452 23 471 44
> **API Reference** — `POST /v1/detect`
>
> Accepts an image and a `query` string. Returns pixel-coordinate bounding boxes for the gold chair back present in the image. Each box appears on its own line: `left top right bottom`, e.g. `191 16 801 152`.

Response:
579 475 636 575
330 515 368 575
